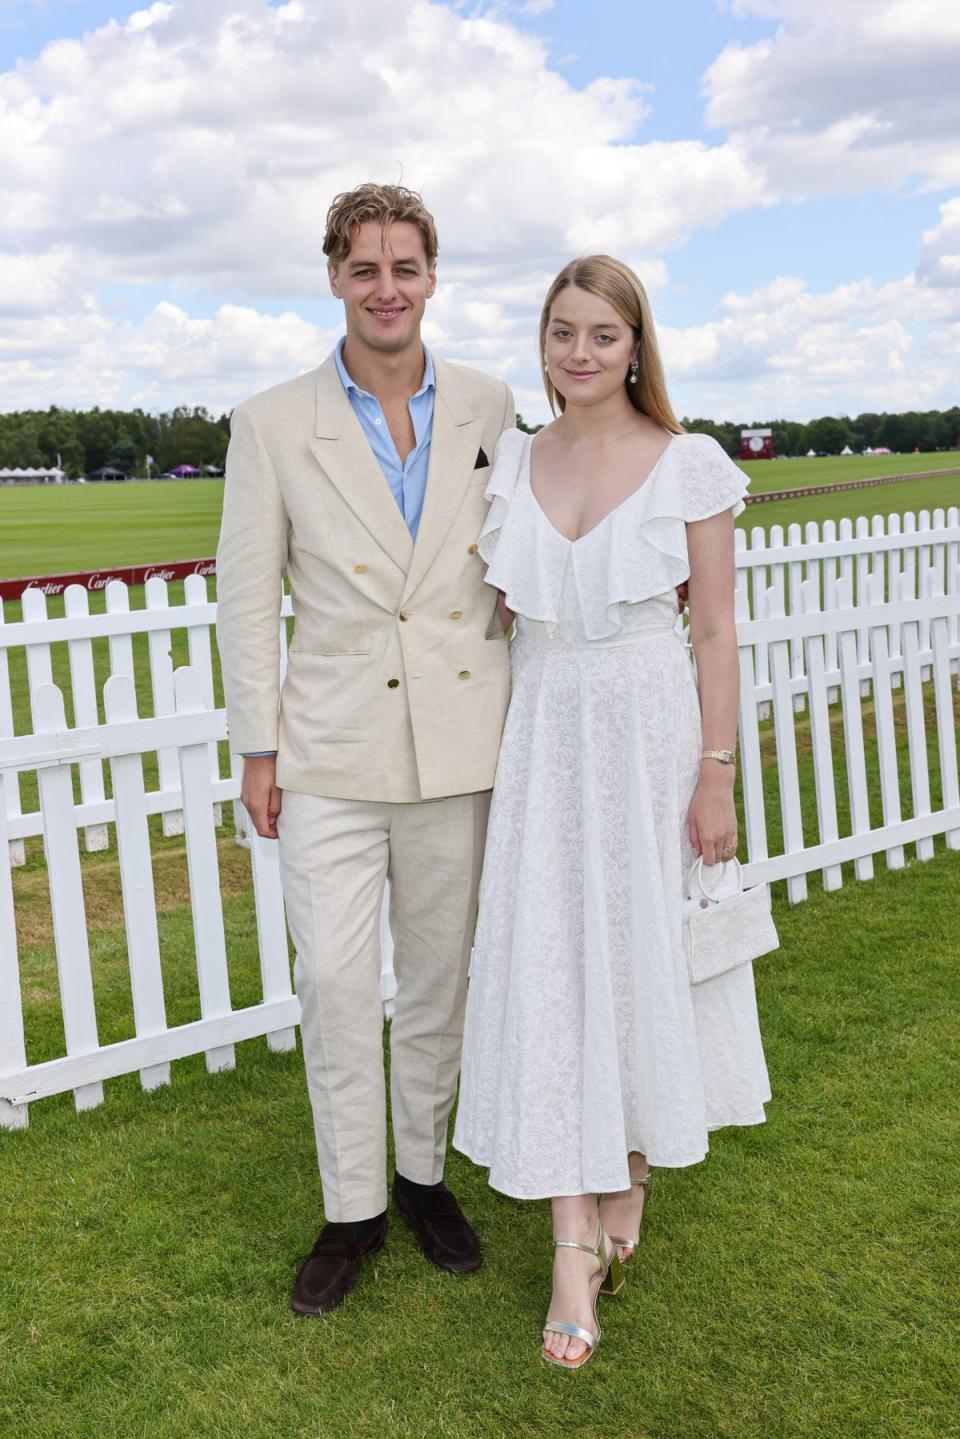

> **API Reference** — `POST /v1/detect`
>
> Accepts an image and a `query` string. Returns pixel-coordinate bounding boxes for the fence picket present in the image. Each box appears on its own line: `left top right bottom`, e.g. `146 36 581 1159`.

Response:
104 675 171 1091
801 580 842 890
184 575 222 825
735 587 768 875
930 566 960 850
32 683 103 1111
895 570 934 863
174 666 235 1073
64 585 109 853
836 577 874 882
146 577 184 837
766 585 807 902
867 573 905 870
105 580 135 683
822 519 840 702
0 599 25 867
787 522 805 711
0 790 28 1128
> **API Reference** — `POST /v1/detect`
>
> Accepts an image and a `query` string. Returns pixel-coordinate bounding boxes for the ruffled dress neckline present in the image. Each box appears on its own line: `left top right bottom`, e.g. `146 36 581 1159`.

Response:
525 430 679 546
476 427 748 643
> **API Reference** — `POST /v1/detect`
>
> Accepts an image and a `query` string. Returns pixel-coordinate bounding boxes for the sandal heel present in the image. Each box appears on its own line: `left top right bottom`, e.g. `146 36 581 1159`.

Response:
600 1250 625 1297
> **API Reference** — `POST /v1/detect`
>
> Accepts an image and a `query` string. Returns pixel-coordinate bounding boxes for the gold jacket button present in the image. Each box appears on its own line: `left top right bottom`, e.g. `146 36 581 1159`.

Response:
354 564 367 574
450 610 462 620
399 609 409 621
467 544 478 555
387 678 400 688
458 670 471 680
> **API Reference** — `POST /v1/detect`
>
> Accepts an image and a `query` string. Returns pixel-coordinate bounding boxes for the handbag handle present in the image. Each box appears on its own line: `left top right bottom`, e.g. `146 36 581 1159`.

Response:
689 855 744 903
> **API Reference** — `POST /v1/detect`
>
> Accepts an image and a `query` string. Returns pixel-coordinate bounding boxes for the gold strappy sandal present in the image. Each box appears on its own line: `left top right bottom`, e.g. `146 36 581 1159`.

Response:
541 1223 624 1370
603 1172 651 1268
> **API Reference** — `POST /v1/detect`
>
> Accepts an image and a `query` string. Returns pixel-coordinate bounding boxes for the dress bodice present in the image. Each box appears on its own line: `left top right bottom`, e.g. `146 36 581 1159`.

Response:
477 427 748 644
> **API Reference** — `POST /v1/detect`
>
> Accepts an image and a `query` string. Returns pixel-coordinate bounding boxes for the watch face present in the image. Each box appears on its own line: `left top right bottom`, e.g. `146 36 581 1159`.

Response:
749 436 764 452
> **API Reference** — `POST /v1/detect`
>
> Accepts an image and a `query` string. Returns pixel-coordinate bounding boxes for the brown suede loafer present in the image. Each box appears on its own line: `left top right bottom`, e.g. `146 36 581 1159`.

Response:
290 1213 387 1316
391 1178 482 1274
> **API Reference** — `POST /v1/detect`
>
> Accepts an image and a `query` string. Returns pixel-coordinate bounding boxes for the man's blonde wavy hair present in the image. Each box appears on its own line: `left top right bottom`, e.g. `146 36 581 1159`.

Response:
323 183 439 268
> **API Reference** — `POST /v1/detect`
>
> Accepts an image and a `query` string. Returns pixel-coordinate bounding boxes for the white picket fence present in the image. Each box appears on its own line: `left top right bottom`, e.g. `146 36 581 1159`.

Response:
1 515 959 1125
735 506 960 708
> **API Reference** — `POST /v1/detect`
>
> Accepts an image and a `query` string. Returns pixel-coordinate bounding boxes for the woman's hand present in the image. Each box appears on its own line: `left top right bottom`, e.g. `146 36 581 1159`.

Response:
687 766 738 867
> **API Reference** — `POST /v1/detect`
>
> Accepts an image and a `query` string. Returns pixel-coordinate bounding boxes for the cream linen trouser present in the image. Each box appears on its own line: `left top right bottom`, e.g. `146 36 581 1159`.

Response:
276 788 491 1223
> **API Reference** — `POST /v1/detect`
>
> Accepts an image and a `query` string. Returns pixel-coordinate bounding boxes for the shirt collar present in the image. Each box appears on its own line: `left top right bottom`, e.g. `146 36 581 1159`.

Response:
335 335 435 401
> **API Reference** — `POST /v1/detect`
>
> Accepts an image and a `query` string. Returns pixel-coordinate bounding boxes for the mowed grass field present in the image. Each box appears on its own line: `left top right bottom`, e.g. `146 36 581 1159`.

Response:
1 452 959 583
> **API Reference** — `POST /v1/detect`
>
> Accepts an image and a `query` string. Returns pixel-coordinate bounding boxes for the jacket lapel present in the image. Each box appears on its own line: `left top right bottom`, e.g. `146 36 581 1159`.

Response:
402 358 482 601
306 354 414 573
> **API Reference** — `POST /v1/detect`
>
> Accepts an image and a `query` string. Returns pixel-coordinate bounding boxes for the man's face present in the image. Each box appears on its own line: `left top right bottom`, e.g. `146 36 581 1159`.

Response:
328 220 436 355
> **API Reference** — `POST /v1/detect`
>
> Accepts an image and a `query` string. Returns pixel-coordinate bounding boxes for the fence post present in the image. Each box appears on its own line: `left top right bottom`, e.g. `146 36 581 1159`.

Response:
33 682 104 1111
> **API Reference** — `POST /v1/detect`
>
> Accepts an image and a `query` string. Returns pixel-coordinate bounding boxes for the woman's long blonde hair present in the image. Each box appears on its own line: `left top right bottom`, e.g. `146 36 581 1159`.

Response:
539 255 682 431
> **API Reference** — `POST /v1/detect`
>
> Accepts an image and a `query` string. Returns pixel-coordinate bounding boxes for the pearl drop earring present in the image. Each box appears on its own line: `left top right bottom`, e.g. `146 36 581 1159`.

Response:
628 358 639 385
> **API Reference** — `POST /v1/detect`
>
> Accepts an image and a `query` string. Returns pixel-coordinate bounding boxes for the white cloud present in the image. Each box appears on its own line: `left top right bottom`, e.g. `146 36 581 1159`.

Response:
0 0 765 311
704 0 960 195
663 269 960 419
918 197 960 288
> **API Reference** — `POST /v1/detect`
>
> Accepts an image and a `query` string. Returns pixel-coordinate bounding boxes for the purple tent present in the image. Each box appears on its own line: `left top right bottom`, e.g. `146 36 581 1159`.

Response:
168 463 202 476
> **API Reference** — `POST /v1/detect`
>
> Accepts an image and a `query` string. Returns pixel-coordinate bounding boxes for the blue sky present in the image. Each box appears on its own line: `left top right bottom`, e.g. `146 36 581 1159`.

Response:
0 0 958 422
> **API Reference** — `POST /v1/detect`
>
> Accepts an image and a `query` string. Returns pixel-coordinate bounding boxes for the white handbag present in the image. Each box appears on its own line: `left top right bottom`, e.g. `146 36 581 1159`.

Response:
683 857 779 985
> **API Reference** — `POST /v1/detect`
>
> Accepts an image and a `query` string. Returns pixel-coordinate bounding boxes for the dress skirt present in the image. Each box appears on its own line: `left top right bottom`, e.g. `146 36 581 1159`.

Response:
453 591 770 1200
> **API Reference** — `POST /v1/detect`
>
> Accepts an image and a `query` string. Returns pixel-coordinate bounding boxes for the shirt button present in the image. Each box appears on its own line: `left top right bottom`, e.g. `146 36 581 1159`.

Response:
387 678 400 688
374 418 382 426
468 544 478 555
458 670 471 680
399 610 409 622
354 564 367 574
450 610 462 620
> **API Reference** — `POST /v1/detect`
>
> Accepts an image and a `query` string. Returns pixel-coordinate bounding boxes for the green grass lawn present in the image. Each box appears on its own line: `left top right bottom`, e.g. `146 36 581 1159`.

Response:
2 843 957 1439
0 478 225 579
739 449 960 494
2 455 959 583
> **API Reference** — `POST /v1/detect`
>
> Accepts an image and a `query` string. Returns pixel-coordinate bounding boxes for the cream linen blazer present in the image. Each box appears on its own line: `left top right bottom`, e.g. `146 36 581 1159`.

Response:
216 351 516 803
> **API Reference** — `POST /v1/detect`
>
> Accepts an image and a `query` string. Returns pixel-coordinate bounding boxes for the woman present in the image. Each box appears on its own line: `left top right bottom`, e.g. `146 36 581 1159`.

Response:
453 256 770 1369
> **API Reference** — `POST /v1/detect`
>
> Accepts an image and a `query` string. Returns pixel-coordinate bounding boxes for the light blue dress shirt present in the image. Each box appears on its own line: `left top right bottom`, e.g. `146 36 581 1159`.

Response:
334 335 436 539
242 340 436 757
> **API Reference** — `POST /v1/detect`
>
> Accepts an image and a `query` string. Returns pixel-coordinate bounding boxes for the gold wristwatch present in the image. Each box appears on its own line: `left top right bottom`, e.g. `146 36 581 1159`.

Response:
701 749 736 765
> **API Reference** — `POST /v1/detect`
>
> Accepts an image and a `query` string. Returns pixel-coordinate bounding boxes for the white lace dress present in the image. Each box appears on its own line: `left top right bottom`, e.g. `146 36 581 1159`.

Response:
453 428 770 1199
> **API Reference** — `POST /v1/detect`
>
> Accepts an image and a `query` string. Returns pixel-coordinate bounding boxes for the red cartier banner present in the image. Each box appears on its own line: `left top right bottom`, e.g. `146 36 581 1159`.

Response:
0 557 217 603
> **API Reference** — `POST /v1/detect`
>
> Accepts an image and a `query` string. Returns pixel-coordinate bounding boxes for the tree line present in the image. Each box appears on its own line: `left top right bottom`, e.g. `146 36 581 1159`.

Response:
1 403 958 477
0 406 229 476
520 407 960 456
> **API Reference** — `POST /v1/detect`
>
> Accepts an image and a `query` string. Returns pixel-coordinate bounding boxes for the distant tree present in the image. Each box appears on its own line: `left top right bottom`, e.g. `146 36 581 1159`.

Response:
806 416 854 454
515 412 543 434
108 427 139 474
155 416 228 471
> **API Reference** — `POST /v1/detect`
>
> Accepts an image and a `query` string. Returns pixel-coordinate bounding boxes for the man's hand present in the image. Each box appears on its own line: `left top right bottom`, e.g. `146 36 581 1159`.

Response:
676 581 689 614
241 754 283 839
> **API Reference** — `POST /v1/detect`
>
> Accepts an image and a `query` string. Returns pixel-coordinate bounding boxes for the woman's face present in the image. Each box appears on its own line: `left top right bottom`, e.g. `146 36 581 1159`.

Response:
544 284 636 410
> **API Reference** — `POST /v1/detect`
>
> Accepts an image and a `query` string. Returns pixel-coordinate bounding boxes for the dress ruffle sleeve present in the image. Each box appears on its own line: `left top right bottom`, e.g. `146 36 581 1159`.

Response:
477 428 569 624
476 428 749 641
574 434 749 639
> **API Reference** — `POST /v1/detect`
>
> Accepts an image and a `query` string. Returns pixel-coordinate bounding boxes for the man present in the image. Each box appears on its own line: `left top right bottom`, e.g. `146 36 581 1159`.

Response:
216 183 515 1315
